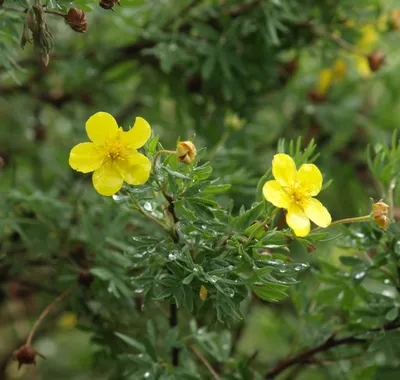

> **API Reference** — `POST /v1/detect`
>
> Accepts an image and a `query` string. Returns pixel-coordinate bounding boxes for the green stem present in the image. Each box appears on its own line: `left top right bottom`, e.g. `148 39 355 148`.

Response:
311 215 371 233
152 149 176 171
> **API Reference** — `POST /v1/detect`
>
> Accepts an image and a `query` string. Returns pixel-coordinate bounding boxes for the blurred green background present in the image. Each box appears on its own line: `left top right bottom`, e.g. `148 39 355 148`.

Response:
1 0 400 379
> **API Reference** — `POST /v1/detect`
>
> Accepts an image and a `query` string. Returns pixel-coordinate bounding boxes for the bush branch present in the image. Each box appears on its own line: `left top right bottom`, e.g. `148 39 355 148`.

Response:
265 321 400 379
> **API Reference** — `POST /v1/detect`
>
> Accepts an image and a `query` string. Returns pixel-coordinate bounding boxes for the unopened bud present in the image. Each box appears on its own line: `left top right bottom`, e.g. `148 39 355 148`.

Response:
176 141 196 164
99 0 120 10
199 285 208 301
307 89 328 103
368 50 385 72
77 270 94 288
13 345 45 369
65 8 88 33
389 9 400 31
371 200 390 229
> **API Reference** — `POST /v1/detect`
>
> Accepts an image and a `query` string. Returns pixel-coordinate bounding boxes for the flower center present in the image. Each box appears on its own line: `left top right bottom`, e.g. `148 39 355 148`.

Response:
103 138 126 160
284 185 307 206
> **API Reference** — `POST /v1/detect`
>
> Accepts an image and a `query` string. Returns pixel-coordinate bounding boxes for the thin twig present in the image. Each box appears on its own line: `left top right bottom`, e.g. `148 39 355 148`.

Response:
1 5 65 17
129 194 170 233
189 343 220 380
311 24 367 57
26 289 71 346
311 215 371 233
265 321 400 379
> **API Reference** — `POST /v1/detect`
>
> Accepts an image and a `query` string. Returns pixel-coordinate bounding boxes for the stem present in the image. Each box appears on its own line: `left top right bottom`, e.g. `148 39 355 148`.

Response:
170 303 179 366
311 24 367 57
130 194 170 233
265 321 400 379
43 9 65 17
1 6 65 17
311 215 371 233
189 343 220 380
152 149 176 171
26 289 71 346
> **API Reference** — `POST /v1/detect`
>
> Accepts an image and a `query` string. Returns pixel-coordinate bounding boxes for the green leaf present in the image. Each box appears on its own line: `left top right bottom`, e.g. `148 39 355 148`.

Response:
162 166 191 179
115 332 145 352
233 202 264 231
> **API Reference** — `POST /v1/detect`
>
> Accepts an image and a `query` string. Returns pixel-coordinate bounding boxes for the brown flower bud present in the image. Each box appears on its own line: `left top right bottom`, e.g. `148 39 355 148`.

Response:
371 200 390 229
199 285 208 302
13 345 45 369
99 0 120 10
307 243 316 253
279 58 298 84
307 89 328 103
34 124 46 141
0 156 4 171
77 270 94 288
65 8 88 33
176 141 196 164
368 50 385 72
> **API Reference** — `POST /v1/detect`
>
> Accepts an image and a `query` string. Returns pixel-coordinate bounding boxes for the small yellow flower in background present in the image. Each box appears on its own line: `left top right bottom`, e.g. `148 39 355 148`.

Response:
199 285 208 301
354 24 379 77
176 141 197 164
316 68 334 96
69 112 151 196
263 154 331 237
371 200 390 229
58 312 78 329
332 59 347 80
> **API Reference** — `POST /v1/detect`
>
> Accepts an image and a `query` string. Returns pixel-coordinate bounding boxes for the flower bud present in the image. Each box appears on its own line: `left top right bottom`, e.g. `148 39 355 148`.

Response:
389 9 400 31
367 50 385 72
176 141 196 164
199 285 208 301
65 8 88 33
77 270 94 288
99 0 120 10
371 200 390 229
13 345 45 369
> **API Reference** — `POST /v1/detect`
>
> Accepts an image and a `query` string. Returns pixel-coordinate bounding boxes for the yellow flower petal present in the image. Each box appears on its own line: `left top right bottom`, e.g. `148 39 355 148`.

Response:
316 68 334 95
92 161 123 196
122 117 151 149
303 198 331 228
333 59 347 80
69 143 103 173
117 152 151 185
286 205 310 237
272 154 297 187
86 112 118 144
263 180 290 209
297 164 323 196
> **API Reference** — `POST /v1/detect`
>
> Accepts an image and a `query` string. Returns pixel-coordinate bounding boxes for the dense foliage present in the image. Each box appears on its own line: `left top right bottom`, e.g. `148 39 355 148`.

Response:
1 0 400 379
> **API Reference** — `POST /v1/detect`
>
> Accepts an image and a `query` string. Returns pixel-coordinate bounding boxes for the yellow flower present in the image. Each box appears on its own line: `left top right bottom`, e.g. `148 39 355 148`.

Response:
69 112 151 196
316 68 334 96
57 312 78 329
263 154 331 237
176 141 197 164
332 59 347 80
